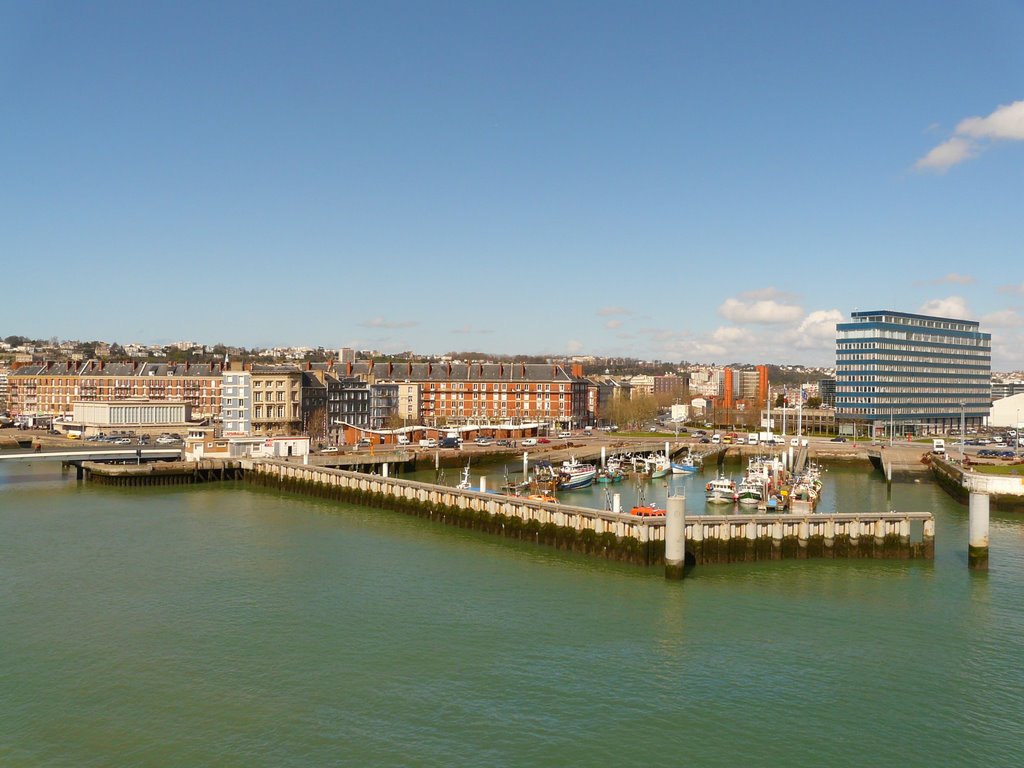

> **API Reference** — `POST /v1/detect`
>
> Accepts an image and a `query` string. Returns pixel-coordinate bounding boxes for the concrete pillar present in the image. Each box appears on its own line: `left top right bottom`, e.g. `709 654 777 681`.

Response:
479 476 487 493
523 452 529 479
665 495 686 580
613 493 621 515
968 491 990 570
382 462 389 478
601 446 606 468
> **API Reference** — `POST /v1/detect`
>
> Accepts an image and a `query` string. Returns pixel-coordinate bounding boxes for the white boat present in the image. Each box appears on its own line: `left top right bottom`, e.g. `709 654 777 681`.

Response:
557 457 597 490
705 476 737 504
647 455 671 479
736 478 763 506
671 457 699 474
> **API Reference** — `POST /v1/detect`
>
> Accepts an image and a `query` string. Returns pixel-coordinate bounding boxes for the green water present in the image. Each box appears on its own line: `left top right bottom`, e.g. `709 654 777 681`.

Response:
2 461 1023 767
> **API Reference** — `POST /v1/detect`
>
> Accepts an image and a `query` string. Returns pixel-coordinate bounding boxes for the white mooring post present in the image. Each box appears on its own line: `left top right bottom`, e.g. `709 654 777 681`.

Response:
523 452 529 479
968 491 990 570
601 446 606 468
479 475 487 493
665 495 686 580
613 493 621 515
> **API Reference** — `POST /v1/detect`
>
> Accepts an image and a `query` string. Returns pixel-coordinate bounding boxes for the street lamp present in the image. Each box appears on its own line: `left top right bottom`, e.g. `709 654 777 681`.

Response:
960 401 966 464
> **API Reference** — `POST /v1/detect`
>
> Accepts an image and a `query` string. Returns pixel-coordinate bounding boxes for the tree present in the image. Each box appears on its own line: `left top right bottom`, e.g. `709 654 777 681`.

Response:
774 393 786 407
304 406 327 444
806 396 822 408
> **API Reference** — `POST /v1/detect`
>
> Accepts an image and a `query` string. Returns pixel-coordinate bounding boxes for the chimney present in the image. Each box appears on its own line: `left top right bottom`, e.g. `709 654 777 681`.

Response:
98 360 104 371
388 361 393 377
571 363 583 378
327 359 334 371
346 361 353 376
306 361 312 371
132 361 138 372
499 363 504 378
427 363 432 376
66 361 72 372
447 362 452 376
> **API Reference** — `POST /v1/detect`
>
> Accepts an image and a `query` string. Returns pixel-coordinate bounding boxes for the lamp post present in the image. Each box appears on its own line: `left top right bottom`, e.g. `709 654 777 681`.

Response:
960 401 966 464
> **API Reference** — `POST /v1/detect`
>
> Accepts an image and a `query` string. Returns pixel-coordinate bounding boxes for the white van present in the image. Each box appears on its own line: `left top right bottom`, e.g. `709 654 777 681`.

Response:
521 438 538 447
932 438 945 455
397 435 410 445
419 438 437 448
711 434 721 444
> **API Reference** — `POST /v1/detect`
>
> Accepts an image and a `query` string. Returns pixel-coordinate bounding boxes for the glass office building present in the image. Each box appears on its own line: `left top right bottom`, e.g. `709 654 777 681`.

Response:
835 310 991 434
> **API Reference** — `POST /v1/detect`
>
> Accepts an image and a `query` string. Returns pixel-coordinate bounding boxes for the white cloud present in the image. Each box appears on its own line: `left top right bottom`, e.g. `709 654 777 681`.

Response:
566 339 584 353
598 306 631 317
981 309 1023 328
711 326 753 345
788 309 843 349
914 137 976 172
956 100 1024 140
718 297 803 325
918 296 972 319
939 272 975 285
360 317 418 329
605 319 622 329
997 282 1024 295
916 99 1024 171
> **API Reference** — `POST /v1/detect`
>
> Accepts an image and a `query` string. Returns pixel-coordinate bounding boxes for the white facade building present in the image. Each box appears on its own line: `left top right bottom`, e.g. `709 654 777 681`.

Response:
73 401 191 429
989 393 1024 429
221 370 252 436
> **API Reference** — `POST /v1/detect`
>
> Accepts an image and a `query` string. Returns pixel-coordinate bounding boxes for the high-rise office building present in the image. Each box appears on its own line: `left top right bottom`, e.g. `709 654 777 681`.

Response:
835 310 991 434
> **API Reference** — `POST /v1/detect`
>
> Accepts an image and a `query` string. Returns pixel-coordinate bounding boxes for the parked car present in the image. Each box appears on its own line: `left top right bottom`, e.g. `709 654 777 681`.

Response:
830 436 848 442
496 439 513 447
419 438 437 448
396 436 410 445
699 437 711 444
557 431 572 439
114 437 132 445
521 438 538 447
537 437 550 444
320 447 339 453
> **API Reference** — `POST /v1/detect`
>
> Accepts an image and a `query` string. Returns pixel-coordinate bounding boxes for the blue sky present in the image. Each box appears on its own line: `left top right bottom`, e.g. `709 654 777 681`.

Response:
3 1 1023 369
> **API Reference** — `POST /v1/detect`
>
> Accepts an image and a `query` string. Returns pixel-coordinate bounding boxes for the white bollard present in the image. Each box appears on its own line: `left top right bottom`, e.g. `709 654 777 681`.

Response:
601 445 606 468
383 462 389 478
665 495 686 580
523 452 529 479
479 476 487 493
613 493 621 515
968 491 990 570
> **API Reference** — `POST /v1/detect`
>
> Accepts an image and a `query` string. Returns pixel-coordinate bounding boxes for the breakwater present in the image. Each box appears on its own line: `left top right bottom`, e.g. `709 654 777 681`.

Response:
244 459 935 568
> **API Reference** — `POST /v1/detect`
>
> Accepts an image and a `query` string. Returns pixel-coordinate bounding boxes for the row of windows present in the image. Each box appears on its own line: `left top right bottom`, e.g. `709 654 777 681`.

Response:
253 406 291 418
852 315 978 331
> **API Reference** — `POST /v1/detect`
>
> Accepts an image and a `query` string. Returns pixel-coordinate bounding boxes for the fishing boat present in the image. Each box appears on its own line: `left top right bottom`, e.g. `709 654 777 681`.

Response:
671 456 699 474
455 463 472 490
556 457 597 490
645 454 671 479
705 475 737 504
736 477 763 506
596 466 625 483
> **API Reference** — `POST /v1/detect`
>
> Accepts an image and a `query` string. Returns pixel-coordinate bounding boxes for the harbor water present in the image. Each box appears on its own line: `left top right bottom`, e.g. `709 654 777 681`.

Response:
2 459 1024 766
